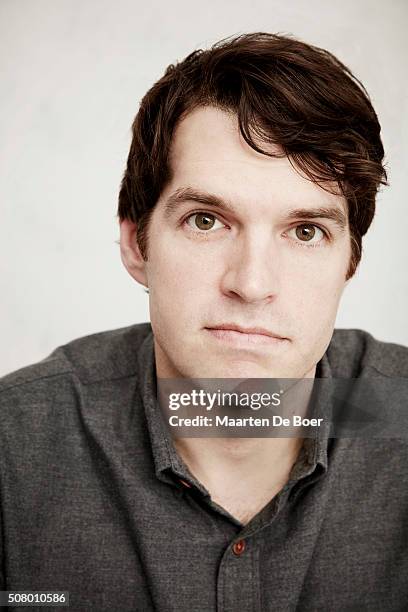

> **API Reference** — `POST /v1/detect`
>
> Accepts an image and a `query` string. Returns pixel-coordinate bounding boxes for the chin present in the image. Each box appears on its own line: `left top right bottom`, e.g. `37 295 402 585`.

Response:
197 360 276 379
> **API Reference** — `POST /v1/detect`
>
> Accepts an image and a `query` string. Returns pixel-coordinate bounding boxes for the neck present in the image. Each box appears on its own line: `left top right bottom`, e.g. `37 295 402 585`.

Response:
174 435 304 525
154 339 317 523
167 380 315 524
174 435 305 481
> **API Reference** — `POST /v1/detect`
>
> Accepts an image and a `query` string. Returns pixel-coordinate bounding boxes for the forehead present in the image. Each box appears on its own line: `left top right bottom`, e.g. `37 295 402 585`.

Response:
165 106 345 213
169 105 284 174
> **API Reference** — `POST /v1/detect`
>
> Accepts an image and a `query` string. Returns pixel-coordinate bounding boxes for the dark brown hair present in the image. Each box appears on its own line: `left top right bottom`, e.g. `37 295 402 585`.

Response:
117 32 388 279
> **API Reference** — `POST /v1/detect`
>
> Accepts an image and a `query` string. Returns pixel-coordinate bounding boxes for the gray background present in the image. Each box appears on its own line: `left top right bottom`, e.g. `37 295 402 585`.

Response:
1 0 407 376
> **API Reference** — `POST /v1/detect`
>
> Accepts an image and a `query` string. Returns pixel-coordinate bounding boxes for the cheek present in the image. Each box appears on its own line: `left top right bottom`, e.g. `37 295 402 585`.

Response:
283 253 347 323
149 227 223 291
149 251 217 296
146 237 221 328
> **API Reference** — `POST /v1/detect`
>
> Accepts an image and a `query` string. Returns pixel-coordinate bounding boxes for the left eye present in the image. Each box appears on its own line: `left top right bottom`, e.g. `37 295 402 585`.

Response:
288 224 325 244
185 212 225 232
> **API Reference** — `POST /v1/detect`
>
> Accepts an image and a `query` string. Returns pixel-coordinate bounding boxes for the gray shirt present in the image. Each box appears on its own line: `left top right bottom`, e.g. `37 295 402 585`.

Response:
1 323 408 611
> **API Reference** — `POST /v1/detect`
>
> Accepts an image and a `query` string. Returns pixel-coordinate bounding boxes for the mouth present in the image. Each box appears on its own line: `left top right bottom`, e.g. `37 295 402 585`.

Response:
204 324 288 347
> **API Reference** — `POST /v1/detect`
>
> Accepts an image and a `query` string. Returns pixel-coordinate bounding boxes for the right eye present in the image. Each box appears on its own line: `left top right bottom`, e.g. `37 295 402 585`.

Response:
185 212 225 232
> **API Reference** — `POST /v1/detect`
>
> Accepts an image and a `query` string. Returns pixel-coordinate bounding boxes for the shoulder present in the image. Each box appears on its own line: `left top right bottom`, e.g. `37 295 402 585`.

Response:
0 324 153 466
327 329 408 378
0 322 153 401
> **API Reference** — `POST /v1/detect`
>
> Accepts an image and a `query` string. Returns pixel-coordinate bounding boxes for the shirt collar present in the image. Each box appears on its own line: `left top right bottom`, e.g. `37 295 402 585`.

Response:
137 329 333 489
137 331 205 490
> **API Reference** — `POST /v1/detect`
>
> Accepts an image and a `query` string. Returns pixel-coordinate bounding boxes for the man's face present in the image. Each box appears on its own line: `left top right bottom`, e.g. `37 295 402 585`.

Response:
122 106 351 379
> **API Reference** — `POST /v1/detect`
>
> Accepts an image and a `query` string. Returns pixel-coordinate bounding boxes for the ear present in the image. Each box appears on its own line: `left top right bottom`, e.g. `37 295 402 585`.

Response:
119 218 148 287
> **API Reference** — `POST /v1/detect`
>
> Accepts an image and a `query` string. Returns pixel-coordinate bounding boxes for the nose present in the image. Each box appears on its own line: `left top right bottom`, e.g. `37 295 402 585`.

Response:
220 231 280 304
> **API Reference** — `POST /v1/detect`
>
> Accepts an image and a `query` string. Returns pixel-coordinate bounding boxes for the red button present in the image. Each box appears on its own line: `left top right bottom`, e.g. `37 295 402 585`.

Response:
179 479 192 488
232 540 246 556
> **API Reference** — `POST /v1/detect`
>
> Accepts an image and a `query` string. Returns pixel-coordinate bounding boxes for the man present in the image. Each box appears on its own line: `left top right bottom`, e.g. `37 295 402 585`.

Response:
1 32 407 611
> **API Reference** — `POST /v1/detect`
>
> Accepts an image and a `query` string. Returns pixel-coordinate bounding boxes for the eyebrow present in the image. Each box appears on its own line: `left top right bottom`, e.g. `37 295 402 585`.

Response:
286 207 347 230
163 187 235 218
162 187 348 231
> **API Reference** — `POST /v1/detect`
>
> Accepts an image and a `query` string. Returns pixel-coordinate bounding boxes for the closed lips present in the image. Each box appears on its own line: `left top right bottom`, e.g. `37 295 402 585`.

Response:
206 325 284 338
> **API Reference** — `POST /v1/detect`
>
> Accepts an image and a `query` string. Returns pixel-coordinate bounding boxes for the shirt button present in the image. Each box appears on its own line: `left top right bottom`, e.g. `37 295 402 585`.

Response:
232 539 246 556
179 478 192 488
